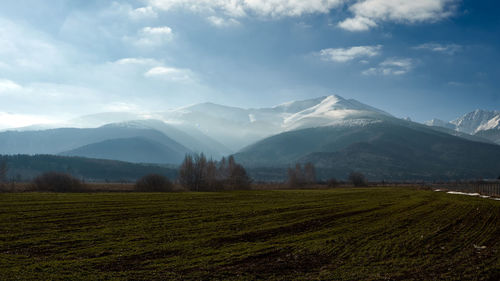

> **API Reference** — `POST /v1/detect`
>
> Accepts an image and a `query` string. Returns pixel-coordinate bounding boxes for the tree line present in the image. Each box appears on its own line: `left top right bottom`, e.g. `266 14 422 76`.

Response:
178 154 251 191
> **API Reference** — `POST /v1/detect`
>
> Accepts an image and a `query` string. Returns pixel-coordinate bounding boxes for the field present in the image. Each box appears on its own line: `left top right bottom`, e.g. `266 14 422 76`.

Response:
0 188 499 280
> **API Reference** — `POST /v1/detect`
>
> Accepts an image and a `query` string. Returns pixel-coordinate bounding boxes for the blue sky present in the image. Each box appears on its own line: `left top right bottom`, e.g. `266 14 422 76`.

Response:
0 0 499 128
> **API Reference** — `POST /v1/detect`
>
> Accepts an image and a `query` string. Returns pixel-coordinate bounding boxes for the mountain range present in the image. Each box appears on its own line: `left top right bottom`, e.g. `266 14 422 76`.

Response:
425 110 500 144
1 95 499 180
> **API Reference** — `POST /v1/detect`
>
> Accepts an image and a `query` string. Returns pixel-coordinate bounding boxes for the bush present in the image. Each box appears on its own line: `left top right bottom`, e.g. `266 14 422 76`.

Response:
327 178 339 188
349 172 367 187
32 172 84 192
135 174 173 192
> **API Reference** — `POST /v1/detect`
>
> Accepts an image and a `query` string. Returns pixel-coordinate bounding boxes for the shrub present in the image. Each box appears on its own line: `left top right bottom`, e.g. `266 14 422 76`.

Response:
349 172 367 187
135 174 173 192
32 172 84 192
327 178 339 188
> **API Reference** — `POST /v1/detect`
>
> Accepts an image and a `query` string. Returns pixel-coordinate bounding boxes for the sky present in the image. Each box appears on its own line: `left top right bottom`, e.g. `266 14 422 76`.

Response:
0 0 499 129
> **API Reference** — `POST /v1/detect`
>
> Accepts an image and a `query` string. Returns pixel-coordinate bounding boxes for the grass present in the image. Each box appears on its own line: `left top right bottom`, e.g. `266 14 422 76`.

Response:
0 188 499 280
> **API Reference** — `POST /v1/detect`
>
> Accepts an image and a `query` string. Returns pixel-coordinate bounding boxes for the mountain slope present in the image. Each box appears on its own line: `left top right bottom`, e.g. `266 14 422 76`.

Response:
60 137 185 164
103 119 232 158
234 119 500 180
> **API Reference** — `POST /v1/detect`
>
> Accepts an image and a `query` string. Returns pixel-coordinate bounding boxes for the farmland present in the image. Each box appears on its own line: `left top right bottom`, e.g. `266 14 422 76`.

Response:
0 188 499 280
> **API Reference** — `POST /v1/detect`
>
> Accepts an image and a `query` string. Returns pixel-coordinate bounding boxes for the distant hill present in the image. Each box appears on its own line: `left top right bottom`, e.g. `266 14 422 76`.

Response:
60 137 186 164
0 126 191 164
103 119 232 159
0 154 177 182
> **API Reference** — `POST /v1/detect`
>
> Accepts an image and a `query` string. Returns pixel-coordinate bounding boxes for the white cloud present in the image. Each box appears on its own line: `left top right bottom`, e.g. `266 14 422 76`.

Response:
114 58 161 66
144 66 193 81
0 112 58 130
129 6 158 19
413 43 462 55
362 58 413 75
142 26 173 35
207 16 241 27
338 16 377 31
339 0 458 31
128 26 174 47
0 79 22 93
319 45 382 62
148 0 344 18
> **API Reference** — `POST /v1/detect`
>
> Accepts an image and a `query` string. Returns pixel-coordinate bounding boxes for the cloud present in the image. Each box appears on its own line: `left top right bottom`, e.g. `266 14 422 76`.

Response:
142 26 173 36
0 79 22 93
338 16 377 31
147 0 344 18
207 16 241 27
319 45 382 62
0 112 59 130
339 0 458 31
129 6 158 20
114 58 161 66
128 26 174 47
146 0 458 31
413 43 462 55
362 58 413 75
144 66 193 81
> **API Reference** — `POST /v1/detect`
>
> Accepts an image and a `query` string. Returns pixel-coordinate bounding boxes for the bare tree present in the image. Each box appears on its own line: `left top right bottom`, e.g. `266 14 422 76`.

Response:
327 178 339 188
227 163 252 190
179 153 252 191
193 153 207 191
288 164 305 188
304 162 316 184
0 160 8 185
288 163 318 188
349 172 367 187
203 159 219 191
179 154 195 190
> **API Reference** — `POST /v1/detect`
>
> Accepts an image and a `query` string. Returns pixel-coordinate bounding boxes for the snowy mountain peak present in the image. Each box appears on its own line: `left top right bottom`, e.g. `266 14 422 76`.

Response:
451 109 500 134
282 95 390 130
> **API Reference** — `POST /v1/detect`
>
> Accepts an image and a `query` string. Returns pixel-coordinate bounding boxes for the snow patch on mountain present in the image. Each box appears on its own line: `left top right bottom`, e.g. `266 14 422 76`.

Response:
477 115 500 131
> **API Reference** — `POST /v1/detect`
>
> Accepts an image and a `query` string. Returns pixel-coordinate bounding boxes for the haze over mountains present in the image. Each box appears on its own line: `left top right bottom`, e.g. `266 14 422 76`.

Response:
1 95 499 180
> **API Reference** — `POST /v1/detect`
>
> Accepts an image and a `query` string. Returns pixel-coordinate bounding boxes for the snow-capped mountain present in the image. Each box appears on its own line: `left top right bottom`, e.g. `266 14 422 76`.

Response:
281 95 389 130
451 109 500 134
425 110 500 144
156 95 390 150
